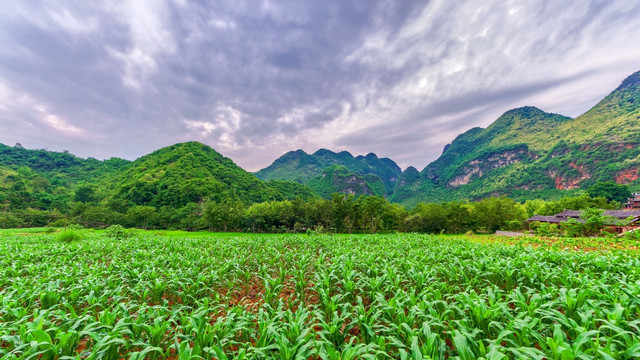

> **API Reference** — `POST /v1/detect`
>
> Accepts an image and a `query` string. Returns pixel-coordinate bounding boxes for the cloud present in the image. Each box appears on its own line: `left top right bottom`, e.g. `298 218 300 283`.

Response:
48 8 98 35
0 0 639 172
105 0 176 89
183 106 242 149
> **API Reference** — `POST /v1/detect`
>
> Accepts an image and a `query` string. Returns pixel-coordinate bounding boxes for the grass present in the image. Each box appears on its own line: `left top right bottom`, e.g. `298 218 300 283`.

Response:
56 229 84 243
0 227 55 235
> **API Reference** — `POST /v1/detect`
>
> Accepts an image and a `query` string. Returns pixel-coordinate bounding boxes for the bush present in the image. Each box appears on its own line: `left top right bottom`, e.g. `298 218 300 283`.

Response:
533 222 560 237
0 213 24 229
504 219 525 231
625 229 640 240
56 230 84 243
104 224 132 239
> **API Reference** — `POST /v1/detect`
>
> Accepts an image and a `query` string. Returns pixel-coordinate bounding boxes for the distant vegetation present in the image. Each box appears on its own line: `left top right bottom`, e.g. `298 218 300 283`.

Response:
0 139 630 234
255 148 401 197
0 155 623 234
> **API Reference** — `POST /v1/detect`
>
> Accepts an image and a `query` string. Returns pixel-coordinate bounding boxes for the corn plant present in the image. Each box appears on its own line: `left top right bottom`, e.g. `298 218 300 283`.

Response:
1 233 640 359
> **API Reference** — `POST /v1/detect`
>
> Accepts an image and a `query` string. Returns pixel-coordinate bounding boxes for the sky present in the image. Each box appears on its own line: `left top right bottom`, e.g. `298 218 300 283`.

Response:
1 1 639 172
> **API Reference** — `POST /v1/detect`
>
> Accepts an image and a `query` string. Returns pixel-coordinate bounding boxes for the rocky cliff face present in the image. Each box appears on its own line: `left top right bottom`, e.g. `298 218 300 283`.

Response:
306 165 385 198
448 148 538 187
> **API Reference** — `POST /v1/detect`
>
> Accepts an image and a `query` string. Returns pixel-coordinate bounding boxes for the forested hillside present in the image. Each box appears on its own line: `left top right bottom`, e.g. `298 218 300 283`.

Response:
0 144 129 213
392 70 640 206
255 148 401 197
106 142 300 208
0 141 316 228
306 164 385 198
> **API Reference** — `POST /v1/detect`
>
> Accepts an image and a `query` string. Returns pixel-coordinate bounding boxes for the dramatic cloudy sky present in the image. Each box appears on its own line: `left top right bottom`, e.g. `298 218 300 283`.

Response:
1 1 639 171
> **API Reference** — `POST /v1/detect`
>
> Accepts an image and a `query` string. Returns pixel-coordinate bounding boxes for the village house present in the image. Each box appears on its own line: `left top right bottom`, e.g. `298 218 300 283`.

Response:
625 193 640 209
528 209 640 234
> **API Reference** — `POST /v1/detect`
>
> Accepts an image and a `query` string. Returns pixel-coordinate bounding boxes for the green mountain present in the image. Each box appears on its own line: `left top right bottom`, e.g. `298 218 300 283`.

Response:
0 142 129 181
0 141 316 213
255 148 401 196
0 143 129 211
306 164 385 198
4 70 640 210
392 70 640 206
107 142 315 207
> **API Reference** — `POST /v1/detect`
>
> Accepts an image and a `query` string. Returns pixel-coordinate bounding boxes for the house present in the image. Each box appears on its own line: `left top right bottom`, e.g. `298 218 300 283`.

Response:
528 209 640 234
625 193 640 209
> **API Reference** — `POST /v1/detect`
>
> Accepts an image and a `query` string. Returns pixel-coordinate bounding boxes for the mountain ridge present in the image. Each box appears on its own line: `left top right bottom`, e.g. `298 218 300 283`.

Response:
255 147 402 197
391 69 640 205
3 69 640 208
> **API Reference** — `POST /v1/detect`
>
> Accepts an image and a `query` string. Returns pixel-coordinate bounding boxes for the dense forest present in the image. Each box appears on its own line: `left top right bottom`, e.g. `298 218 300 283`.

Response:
1 138 634 233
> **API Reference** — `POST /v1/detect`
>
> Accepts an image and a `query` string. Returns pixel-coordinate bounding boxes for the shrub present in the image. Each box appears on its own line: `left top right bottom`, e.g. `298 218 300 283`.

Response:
505 219 525 231
562 219 583 238
56 230 84 243
0 213 24 229
625 229 640 240
104 225 132 239
534 222 560 237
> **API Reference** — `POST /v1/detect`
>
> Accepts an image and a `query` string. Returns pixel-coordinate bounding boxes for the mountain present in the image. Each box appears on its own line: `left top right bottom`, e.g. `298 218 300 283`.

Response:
0 143 129 211
107 142 315 207
392 70 640 206
255 148 401 196
306 164 385 198
4 70 640 210
0 141 316 214
0 142 129 181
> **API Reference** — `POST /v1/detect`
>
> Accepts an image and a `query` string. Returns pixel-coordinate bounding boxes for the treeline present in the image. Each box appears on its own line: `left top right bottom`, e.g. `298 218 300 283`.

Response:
1 142 633 234
0 191 623 234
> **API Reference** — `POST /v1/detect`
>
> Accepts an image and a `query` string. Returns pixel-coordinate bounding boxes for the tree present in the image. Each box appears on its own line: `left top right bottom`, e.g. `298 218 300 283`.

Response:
77 205 119 228
0 212 24 228
537 193 617 215
362 196 386 233
177 203 203 231
561 208 614 237
126 205 157 230
380 203 406 231
586 181 631 204
472 197 527 232
408 203 448 233
74 185 95 203
580 208 613 237
203 199 245 232
442 201 475 233
524 199 545 218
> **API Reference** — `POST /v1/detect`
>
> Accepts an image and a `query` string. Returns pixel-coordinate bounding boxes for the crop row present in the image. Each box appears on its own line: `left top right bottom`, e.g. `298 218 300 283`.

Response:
1 234 639 359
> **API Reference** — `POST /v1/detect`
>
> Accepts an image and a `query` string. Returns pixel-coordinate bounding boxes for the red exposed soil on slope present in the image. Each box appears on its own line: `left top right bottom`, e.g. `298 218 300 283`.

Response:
554 162 590 190
616 168 639 184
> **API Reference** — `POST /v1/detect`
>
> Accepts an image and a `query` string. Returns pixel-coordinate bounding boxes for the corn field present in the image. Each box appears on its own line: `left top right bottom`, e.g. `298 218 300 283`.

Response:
1 233 640 359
